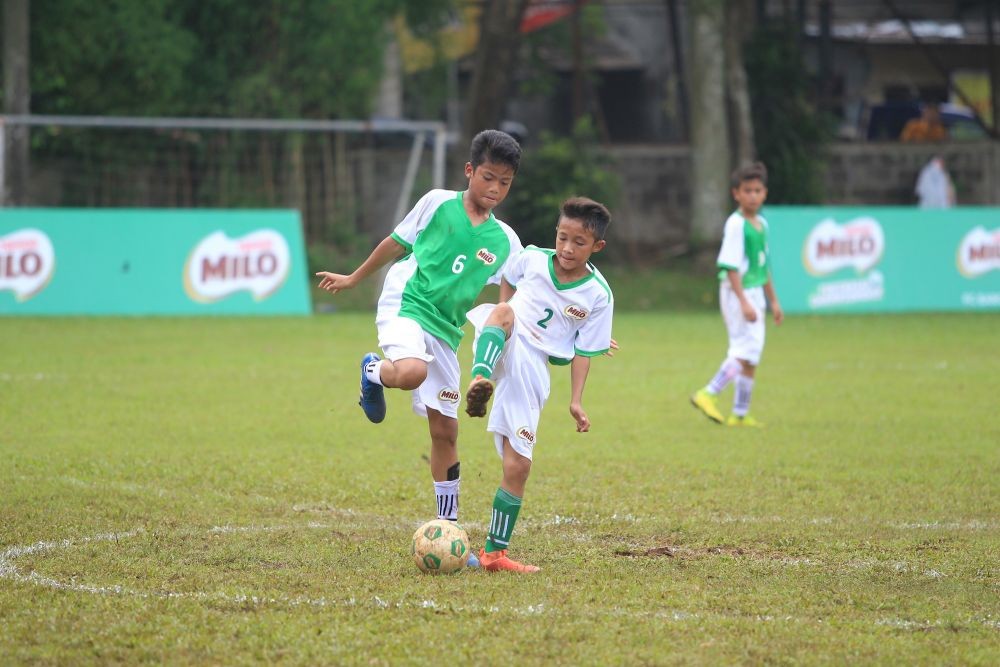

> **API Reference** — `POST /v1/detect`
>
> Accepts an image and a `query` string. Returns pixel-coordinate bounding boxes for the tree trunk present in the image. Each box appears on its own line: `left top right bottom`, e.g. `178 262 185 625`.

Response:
725 0 756 167
3 0 30 205
463 0 531 144
374 23 403 119
664 0 690 142
688 0 730 247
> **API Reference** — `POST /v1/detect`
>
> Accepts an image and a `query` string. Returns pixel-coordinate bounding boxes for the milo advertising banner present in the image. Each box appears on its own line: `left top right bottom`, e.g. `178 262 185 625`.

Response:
0 209 311 315
766 207 1000 313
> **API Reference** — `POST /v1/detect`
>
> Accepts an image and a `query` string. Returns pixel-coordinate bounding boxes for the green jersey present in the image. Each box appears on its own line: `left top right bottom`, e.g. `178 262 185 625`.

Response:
716 210 770 288
379 189 522 350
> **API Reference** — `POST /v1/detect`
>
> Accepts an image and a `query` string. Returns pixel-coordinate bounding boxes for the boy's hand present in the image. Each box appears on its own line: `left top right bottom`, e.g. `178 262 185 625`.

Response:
741 300 758 322
569 403 590 432
315 271 357 294
772 301 784 325
604 338 620 358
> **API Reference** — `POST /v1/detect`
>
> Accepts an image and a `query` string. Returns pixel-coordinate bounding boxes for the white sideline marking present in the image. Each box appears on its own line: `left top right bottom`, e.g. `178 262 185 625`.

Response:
0 372 62 381
537 512 997 531
56 476 167 498
1 524 996 630
291 502 490 532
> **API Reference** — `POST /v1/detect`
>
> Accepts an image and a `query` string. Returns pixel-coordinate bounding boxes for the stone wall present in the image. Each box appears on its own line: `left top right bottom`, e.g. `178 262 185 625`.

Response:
605 141 1000 250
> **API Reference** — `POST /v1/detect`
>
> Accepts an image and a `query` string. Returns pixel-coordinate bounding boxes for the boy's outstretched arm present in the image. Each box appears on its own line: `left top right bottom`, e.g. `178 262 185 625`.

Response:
316 236 405 294
569 355 591 432
763 275 783 325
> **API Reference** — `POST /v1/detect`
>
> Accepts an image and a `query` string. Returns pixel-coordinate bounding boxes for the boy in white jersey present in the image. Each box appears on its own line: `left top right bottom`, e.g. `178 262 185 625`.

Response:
316 131 524 556
691 162 783 427
463 197 614 573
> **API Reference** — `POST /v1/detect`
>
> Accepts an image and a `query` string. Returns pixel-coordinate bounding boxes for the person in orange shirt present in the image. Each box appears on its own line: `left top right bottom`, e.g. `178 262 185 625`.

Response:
900 103 948 142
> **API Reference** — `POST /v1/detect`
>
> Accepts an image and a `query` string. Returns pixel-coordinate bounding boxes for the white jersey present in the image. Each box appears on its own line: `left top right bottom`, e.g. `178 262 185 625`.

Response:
503 246 614 363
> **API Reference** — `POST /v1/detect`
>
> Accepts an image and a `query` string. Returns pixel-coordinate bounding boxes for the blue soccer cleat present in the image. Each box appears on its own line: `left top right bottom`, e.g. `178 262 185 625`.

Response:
466 549 480 569
358 352 386 423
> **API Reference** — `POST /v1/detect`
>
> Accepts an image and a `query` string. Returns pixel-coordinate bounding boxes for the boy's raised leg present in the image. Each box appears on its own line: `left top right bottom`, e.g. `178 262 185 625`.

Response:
465 377 494 418
358 352 386 423
466 324 506 417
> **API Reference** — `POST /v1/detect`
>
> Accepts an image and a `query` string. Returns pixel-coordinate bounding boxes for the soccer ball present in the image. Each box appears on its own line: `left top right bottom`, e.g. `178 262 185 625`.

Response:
411 519 470 574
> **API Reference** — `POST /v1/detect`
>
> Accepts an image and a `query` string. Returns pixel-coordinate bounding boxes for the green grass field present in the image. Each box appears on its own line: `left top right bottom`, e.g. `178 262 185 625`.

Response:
2 312 998 665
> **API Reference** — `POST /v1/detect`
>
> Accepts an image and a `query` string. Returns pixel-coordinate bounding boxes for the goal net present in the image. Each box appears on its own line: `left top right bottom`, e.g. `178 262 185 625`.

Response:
1 115 448 246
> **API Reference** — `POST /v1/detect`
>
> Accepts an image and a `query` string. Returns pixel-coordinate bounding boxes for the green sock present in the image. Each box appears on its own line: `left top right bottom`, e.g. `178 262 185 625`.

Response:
471 326 506 380
484 487 522 553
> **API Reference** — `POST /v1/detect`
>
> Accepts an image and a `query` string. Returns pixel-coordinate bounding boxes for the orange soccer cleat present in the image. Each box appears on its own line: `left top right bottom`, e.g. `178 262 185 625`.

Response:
479 548 540 573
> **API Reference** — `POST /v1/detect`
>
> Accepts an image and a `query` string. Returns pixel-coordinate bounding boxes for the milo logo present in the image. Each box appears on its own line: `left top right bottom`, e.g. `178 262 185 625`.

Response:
184 230 290 303
564 304 588 320
476 248 497 265
803 217 884 276
438 388 460 403
0 228 55 302
957 226 1000 277
516 426 536 445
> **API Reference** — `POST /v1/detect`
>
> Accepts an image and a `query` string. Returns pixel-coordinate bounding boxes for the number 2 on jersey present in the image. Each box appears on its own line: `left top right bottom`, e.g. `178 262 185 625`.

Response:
537 308 554 329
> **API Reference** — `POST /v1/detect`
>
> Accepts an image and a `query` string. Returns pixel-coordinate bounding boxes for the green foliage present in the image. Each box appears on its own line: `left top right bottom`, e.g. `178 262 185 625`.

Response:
500 118 620 248
744 24 835 204
30 0 453 118
519 3 607 98
33 0 196 115
2 313 999 663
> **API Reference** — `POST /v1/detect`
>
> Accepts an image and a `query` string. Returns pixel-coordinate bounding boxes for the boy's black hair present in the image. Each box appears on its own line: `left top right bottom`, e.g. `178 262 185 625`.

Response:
560 196 612 241
469 129 522 173
731 161 768 188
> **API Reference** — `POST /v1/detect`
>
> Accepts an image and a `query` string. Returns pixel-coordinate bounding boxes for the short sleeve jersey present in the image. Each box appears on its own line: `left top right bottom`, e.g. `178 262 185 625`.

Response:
379 189 522 351
503 246 614 363
716 211 770 288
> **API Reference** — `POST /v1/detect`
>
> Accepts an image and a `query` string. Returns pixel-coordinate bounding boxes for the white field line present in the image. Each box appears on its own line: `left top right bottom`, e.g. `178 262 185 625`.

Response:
56 475 167 498
49 475 279 505
290 502 490 532
535 512 998 531
1 523 997 632
611 545 947 579
0 372 64 381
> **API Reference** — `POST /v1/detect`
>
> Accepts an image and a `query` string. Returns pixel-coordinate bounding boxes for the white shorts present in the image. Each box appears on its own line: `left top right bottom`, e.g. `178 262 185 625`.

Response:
720 284 766 365
376 314 461 419
468 304 550 460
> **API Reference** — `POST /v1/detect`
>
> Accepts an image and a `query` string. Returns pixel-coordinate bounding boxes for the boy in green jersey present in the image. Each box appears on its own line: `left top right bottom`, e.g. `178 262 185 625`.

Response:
316 131 523 553
691 162 783 427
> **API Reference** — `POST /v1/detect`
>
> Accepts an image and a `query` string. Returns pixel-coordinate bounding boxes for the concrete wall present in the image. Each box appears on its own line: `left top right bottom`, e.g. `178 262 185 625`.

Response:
605 141 1000 249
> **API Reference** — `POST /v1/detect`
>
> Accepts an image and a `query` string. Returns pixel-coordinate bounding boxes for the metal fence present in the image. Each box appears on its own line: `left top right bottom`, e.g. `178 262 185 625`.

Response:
0 115 448 244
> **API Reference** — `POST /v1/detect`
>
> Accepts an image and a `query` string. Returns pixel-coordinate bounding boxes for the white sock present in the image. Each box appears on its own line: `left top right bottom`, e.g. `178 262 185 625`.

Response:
733 374 754 416
707 358 742 395
434 479 459 521
364 359 384 386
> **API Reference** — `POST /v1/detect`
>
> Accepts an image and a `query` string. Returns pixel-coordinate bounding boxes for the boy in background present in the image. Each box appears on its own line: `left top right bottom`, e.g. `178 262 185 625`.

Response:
464 197 614 572
691 162 783 427
316 130 523 558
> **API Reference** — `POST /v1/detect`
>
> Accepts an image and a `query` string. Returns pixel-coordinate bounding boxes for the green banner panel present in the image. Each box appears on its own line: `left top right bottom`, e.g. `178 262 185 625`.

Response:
766 207 1000 313
0 209 311 315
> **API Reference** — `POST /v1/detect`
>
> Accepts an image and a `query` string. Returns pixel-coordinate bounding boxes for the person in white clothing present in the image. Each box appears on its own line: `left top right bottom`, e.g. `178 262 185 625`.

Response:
464 197 614 573
691 161 783 427
915 156 955 209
